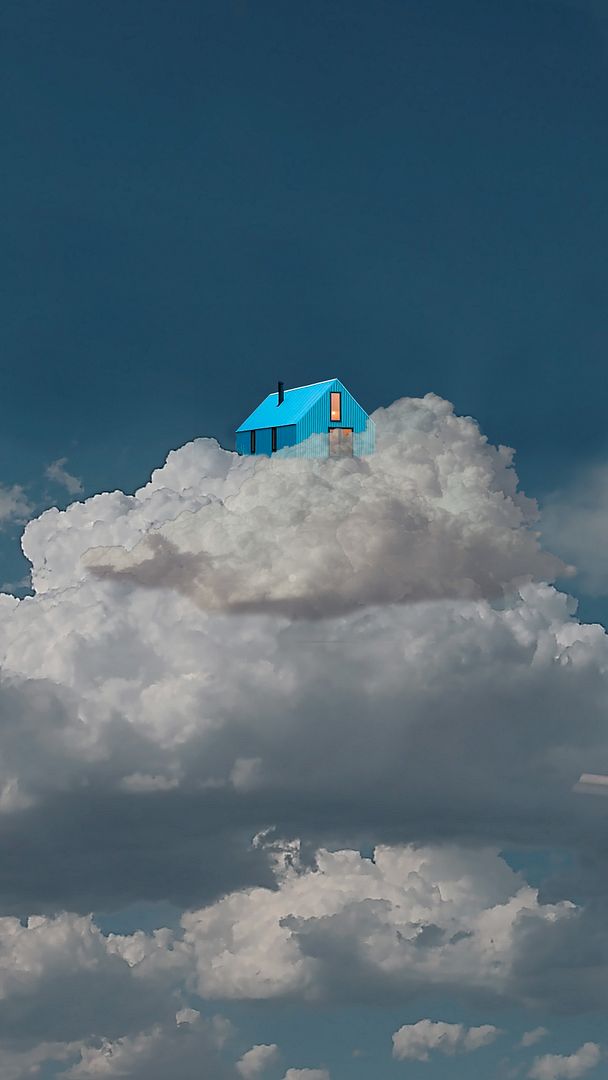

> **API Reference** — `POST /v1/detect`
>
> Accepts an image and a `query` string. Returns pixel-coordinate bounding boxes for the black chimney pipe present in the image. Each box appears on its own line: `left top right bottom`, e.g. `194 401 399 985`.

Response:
277 380 284 405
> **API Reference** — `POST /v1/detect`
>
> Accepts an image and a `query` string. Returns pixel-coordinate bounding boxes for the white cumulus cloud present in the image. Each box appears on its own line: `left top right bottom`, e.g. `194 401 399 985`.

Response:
0 395 592 929
392 1018 501 1060
528 1042 602 1080
181 841 574 1006
76 395 565 617
237 1044 280 1077
62 1010 233 1079
282 1071 330 1080
0 392 603 1068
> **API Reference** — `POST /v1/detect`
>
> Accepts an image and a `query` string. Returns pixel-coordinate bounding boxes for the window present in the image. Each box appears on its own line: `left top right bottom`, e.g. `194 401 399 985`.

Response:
330 391 341 422
271 427 277 452
250 430 256 454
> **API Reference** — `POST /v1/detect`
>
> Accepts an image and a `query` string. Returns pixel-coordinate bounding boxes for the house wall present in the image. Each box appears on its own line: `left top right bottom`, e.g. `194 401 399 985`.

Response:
296 380 367 441
235 425 296 456
254 428 272 455
354 418 376 456
278 419 376 459
292 379 373 458
277 425 297 451
235 431 250 455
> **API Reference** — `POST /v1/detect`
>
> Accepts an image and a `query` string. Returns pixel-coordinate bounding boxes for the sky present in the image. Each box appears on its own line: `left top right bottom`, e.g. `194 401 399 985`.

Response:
2 0 608 1077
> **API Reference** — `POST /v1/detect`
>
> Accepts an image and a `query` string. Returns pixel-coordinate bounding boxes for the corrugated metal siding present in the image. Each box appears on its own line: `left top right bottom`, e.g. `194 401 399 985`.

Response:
236 425 296 456
276 421 374 458
329 381 369 433
253 428 272 455
296 380 367 439
277 425 296 450
235 431 250 455
354 418 376 456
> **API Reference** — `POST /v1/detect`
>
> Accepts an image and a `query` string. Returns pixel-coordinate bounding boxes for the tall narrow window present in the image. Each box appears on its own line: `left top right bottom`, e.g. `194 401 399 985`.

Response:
250 430 256 453
271 427 277 452
330 391 341 422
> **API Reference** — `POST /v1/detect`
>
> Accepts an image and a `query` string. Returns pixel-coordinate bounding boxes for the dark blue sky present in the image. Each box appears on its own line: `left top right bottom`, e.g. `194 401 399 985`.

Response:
2 0 607 573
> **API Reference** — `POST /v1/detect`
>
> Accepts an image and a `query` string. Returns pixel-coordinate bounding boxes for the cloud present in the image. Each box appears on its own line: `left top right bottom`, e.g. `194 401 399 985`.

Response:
236 1044 280 1077
0 395 602 926
0 839 595 1073
61 1010 234 1080
119 772 180 793
78 396 565 618
282 1071 330 1080
542 463 608 596
521 1028 549 1048
0 1040 80 1080
0 390 607 1074
528 1042 601 1080
181 841 576 1008
0 910 189 1044
392 1019 501 1060
45 459 84 497
0 485 31 528
0 912 235 1078
23 436 247 595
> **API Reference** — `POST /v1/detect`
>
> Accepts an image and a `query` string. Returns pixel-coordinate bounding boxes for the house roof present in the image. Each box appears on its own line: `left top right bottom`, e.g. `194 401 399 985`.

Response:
236 379 339 431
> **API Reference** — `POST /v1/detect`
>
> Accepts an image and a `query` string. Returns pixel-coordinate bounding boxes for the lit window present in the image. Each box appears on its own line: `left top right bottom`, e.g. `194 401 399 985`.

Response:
330 392 341 421
250 430 256 453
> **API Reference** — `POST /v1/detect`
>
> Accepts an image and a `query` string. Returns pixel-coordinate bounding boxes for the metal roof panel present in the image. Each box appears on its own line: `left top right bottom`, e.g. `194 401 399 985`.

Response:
236 379 337 431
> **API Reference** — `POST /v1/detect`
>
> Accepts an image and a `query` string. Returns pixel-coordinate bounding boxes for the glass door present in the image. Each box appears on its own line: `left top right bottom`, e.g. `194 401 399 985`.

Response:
329 428 353 457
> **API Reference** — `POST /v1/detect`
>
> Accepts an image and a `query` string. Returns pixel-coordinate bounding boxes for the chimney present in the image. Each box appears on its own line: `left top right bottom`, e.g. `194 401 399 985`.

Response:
277 380 284 405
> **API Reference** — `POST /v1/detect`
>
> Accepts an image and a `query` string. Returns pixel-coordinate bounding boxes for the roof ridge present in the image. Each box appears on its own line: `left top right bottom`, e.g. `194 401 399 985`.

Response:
283 378 337 392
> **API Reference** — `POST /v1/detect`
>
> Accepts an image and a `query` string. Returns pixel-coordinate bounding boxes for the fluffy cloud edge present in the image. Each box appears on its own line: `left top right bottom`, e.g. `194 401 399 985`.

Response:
391 1019 502 1061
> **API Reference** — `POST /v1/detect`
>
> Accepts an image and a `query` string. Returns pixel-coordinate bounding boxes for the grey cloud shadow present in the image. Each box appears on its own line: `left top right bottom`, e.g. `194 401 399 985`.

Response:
85 534 531 621
0 790 275 917
0 779 599 918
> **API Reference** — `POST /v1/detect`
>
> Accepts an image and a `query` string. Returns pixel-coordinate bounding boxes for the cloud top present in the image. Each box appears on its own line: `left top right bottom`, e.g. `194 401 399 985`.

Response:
54 394 567 618
181 842 574 1006
237 1044 280 1078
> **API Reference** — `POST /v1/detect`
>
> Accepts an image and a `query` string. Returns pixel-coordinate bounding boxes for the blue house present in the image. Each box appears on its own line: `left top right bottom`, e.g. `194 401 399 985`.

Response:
235 378 375 459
